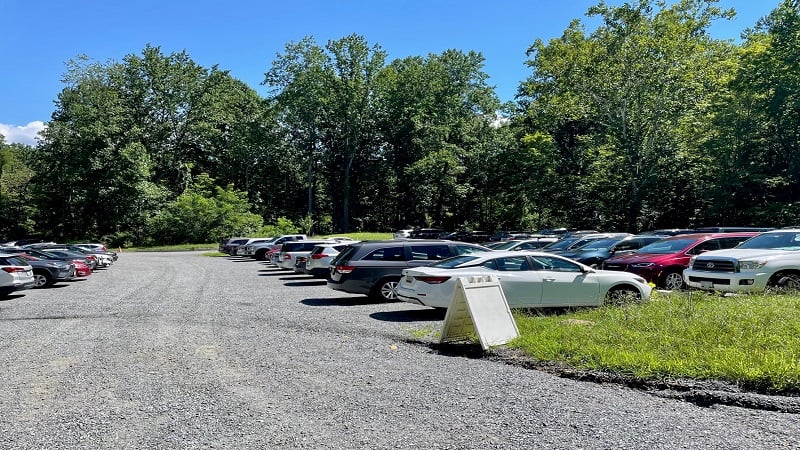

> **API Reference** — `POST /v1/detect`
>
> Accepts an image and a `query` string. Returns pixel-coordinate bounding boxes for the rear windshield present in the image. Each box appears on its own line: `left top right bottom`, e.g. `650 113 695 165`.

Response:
331 246 357 265
0 255 28 266
736 232 800 250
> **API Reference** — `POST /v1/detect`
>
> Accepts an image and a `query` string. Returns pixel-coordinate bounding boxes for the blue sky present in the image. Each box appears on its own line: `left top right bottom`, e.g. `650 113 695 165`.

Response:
1 0 780 145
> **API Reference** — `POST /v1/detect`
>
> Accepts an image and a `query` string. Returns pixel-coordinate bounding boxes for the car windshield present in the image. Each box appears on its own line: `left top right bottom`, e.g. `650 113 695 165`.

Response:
736 232 800 250
542 238 578 251
430 255 480 268
637 238 696 254
575 238 620 251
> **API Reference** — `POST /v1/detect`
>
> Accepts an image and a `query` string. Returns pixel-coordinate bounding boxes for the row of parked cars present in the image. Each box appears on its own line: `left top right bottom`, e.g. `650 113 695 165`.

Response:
0 241 118 297
223 225 799 311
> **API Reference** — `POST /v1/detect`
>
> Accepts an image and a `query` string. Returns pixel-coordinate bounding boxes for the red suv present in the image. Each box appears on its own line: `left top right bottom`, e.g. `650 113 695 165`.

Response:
601 233 760 290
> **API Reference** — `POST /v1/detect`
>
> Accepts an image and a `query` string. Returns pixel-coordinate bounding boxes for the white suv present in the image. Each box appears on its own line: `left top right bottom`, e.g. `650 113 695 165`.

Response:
684 229 800 293
0 253 35 297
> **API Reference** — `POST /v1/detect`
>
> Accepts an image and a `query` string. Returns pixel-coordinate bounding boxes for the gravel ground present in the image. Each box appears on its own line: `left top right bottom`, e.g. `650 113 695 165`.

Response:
0 251 797 449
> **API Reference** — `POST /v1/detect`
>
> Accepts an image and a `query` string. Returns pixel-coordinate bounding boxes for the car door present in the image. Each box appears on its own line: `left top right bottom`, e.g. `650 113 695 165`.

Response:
481 256 542 308
529 255 600 306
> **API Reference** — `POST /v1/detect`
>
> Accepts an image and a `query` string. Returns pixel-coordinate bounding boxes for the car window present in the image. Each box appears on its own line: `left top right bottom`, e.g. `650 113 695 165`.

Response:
529 255 583 272
688 239 720 255
491 256 531 271
638 238 695 254
409 244 451 261
363 246 406 261
719 236 752 249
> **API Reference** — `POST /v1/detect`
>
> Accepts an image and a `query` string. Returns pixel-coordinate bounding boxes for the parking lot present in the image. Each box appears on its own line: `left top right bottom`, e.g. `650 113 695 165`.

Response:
0 251 795 449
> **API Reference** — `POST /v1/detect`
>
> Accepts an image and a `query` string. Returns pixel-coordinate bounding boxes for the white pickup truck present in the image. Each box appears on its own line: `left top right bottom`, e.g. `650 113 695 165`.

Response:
683 229 800 293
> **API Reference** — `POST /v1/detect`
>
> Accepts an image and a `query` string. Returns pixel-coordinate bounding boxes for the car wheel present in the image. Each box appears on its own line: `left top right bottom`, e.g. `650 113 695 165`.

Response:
371 277 401 302
33 271 53 288
661 270 685 290
605 286 641 305
767 272 800 293
255 250 267 261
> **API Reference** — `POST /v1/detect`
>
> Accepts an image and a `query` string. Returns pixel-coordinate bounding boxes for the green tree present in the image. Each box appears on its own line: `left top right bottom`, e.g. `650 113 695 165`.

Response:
518 0 736 231
704 0 800 226
0 137 36 238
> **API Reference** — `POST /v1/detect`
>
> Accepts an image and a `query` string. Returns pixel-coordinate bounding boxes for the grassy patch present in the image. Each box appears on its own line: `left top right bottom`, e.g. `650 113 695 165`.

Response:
320 232 392 241
203 251 228 257
510 290 800 394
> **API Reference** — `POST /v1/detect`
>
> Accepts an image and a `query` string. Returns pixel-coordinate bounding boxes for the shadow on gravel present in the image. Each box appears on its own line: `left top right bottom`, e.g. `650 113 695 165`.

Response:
370 308 446 323
0 293 26 301
228 258 256 263
301 297 384 307
258 271 295 277
41 284 70 290
284 280 326 287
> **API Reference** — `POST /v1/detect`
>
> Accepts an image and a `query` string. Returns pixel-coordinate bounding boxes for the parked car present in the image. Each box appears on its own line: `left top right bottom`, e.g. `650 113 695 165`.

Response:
409 228 448 239
557 235 666 268
0 252 35 297
327 240 490 301
397 251 651 309
231 237 273 256
219 237 246 253
392 229 414 239
489 237 560 251
543 233 632 255
39 245 114 268
13 248 98 271
684 229 800 293
602 232 760 290
441 230 493 243
220 237 253 255
276 240 337 270
305 243 354 278
250 234 308 260
16 253 75 288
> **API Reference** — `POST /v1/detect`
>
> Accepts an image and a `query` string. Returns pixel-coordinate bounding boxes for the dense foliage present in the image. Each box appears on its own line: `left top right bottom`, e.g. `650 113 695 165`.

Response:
1 0 797 245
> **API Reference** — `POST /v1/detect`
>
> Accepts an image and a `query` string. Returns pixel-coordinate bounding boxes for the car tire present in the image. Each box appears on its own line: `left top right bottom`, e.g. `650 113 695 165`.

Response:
660 270 685 290
605 286 641 305
255 250 267 261
767 272 800 293
370 277 401 302
33 271 53 288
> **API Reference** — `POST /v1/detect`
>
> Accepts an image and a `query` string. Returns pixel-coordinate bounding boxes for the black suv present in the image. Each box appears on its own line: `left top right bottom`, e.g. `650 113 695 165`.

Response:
327 240 489 301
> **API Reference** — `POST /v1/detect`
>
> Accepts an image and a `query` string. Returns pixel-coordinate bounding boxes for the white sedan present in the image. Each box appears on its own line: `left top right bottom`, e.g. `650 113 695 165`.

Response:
397 251 652 309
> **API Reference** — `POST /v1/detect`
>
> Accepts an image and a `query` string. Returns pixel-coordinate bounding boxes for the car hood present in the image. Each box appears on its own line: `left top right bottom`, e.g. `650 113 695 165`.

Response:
605 253 676 264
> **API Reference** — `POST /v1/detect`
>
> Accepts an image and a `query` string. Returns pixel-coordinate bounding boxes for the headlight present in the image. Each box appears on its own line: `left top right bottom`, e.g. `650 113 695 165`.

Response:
632 262 655 268
739 260 767 270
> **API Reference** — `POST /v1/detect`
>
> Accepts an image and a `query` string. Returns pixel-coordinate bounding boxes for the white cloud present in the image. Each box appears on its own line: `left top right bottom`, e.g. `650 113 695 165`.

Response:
0 121 46 146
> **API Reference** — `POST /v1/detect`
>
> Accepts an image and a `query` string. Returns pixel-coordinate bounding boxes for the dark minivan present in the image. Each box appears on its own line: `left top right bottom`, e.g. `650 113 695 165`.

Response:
327 240 489 301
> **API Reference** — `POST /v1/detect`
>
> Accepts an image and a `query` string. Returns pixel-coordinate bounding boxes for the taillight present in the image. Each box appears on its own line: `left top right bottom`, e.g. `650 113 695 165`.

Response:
297 257 307 263
311 253 329 260
335 265 355 274
283 254 291 260
85 255 97 261
416 276 451 284
2 267 25 273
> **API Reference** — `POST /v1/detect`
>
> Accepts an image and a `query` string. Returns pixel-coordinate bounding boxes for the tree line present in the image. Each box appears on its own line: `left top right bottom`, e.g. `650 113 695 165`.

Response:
1 0 798 246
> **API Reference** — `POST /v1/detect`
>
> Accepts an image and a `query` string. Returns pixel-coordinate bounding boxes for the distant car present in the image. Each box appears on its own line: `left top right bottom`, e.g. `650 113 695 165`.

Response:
276 240 337 270
13 248 98 271
542 233 631 255
557 235 666 268
392 229 414 239
602 232 760 290
327 240 489 301
490 237 559 251
409 228 447 239
16 253 75 288
305 243 354 278
250 234 308 260
0 252 35 297
397 251 651 309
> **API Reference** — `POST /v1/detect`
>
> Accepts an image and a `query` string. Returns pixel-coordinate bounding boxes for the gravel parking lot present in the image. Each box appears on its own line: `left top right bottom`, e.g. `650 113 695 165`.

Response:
0 251 797 449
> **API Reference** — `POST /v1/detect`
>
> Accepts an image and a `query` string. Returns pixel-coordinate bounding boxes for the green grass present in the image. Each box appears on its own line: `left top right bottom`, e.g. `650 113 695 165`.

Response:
510 290 800 394
320 232 393 241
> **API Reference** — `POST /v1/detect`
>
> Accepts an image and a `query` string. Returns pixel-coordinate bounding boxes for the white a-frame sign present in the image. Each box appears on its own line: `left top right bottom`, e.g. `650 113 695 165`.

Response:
440 275 519 350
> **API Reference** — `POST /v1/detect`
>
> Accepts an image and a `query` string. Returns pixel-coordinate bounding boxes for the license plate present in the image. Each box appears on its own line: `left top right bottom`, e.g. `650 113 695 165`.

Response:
701 281 713 288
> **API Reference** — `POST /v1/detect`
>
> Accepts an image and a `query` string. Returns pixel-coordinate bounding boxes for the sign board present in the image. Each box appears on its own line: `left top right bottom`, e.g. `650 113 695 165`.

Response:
440 275 519 350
